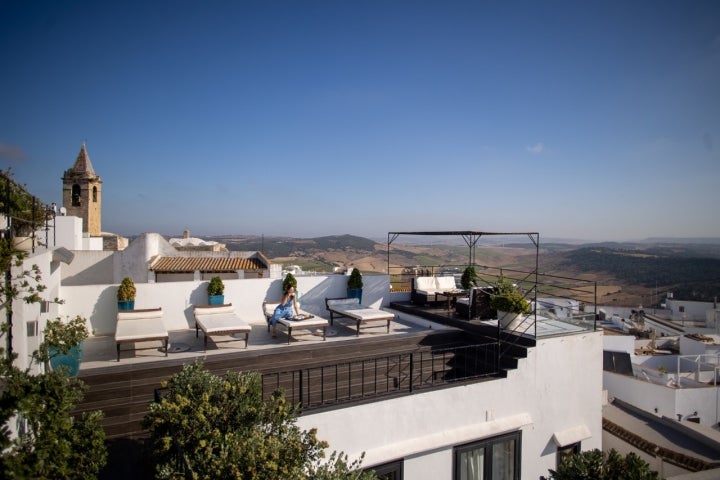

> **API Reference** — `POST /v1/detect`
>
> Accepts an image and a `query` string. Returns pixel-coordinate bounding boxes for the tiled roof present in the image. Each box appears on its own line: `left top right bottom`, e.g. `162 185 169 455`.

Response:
150 256 265 272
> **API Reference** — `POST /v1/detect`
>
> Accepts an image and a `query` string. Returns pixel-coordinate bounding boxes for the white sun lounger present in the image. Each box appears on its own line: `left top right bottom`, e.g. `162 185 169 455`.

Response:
114 307 168 362
325 297 394 336
262 301 329 344
193 304 251 349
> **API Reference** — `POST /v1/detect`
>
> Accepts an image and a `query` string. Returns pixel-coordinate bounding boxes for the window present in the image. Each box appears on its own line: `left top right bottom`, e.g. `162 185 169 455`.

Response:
71 184 81 206
368 459 403 479
556 442 580 468
92 186 97 202
454 431 521 480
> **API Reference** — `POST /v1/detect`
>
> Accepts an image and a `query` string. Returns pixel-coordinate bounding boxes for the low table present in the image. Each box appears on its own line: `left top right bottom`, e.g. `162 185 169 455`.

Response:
440 290 467 311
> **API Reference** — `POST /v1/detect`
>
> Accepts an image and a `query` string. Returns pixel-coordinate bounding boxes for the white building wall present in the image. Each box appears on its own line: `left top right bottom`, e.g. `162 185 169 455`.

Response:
299 331 604 479
60 250 115 285
665 298 715 322
603 334 635 354
54 215 83 250
60 274 390 336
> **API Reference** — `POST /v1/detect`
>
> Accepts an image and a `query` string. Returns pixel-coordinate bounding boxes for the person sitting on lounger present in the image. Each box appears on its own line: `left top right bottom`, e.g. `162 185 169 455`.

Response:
270 286 301 338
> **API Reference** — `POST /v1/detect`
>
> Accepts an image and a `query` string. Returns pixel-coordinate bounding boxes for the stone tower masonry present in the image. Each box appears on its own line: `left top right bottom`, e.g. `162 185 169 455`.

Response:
62 144 102 236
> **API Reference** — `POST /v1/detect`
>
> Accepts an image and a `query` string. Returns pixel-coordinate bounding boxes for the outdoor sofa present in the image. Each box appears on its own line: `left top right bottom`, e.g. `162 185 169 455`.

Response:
114 307 168 362
193 303 252 349
411 275 459 305
262 300 328 344
324 297 394 336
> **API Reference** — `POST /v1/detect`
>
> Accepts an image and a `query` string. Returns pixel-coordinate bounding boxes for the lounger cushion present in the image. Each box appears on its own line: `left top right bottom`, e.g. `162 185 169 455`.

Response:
330 304 392 321
115 308 167 342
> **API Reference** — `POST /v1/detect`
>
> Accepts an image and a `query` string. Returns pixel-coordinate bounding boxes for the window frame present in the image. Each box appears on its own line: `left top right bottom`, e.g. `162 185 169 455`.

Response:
368 459 403 479
454 430 522 480
556 441 581 469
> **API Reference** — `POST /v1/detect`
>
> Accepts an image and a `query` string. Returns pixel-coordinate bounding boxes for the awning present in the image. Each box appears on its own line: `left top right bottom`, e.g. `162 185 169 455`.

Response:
552 424 592 447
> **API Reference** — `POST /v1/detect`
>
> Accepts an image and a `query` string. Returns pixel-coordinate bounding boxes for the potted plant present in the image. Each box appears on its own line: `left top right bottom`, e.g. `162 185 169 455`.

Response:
347 268 363 303
282 272 297 292
117 276 136 310
460 266 479 290
39 314 89 377
490 277 531 328
207 276 225 305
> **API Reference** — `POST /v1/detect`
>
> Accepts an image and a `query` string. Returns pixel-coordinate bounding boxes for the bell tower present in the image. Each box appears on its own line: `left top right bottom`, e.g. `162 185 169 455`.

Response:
62 144 102 236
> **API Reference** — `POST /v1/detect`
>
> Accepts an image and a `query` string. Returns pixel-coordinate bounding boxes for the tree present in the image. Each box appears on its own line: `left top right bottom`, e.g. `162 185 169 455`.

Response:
143 361 378 479
0 233 107 479
548 448 659 480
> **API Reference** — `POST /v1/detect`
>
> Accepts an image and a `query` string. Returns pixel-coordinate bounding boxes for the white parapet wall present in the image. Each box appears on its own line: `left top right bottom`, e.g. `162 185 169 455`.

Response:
60 274 391 336
299 331 604 479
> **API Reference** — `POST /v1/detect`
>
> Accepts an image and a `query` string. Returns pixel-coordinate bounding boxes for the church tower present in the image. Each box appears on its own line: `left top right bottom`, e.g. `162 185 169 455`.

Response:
62 144 102 236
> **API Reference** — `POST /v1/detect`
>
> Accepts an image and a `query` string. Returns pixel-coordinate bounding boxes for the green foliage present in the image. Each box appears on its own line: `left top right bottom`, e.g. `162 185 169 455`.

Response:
207 276 225 296
347 268 363 289
0 170 48 237
460 266 479 289
143 361 377 480
116 276 136 301
0 321 104 478
37 315 89 364
548 448 658 480
283 272 298 291
489 277 531 314
563 246 720 301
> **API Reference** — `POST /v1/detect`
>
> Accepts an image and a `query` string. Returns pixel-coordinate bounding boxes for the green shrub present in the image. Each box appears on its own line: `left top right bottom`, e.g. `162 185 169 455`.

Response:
283 273 298 291
207 276 225 296
347 268 363 289
116 277 136 301
489 277 530 314
460 266 478 290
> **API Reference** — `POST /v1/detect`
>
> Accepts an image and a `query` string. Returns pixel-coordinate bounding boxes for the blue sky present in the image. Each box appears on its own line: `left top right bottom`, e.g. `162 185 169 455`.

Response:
1 1 718 241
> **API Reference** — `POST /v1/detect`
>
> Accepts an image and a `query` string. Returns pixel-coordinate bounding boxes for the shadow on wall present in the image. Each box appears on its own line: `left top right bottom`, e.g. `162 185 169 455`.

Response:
89 286 120 336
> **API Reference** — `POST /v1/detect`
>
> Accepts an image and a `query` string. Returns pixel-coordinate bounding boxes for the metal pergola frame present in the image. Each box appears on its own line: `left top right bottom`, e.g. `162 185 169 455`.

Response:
387 230 540 276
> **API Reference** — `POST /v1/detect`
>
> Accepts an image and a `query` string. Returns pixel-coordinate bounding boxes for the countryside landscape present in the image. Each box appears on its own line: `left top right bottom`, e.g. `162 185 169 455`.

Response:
202 233 720 309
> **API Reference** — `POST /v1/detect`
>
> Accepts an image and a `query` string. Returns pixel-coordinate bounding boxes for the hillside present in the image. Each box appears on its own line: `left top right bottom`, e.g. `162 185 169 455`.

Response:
211 234 720 307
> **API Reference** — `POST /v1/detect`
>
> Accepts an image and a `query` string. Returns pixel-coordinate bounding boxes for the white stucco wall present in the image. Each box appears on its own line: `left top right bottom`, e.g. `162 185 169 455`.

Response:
0 249 63 373
59 274 391 336
603 334 635 354
60 250 115 285
298 331 604 479
603 370 720 426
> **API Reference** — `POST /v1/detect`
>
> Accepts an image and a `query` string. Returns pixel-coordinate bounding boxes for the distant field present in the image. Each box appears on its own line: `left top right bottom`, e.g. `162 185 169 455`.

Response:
221 234 720 307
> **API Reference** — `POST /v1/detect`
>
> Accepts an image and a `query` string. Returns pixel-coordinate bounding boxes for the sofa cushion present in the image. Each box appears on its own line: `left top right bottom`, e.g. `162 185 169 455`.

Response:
435 276 457 291
415 277 436 291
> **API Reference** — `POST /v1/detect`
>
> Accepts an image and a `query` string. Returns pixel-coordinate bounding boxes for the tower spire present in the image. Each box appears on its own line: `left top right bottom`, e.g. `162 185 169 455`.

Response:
71 143 96 176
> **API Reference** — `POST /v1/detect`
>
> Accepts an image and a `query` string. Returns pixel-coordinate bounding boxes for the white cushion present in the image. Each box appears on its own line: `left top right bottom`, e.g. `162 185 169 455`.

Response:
277 317 328 329
117 308 163 321
115 317 167 342
330 304 393 322
435 276 457 290
195 313 251 334
327 297 359 307
194 305 235 316
415 277 436 291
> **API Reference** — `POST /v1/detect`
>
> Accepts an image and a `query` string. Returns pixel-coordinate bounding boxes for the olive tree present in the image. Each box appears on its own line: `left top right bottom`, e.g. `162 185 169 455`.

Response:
143 361 378 479
548 448 658 480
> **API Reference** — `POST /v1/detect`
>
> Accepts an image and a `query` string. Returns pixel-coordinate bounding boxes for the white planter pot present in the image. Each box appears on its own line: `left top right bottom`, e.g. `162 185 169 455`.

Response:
498 311 522 329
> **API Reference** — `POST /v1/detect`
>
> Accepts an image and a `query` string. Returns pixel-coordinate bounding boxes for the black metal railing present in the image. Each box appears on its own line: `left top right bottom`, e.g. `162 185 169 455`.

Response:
261 342 500 412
